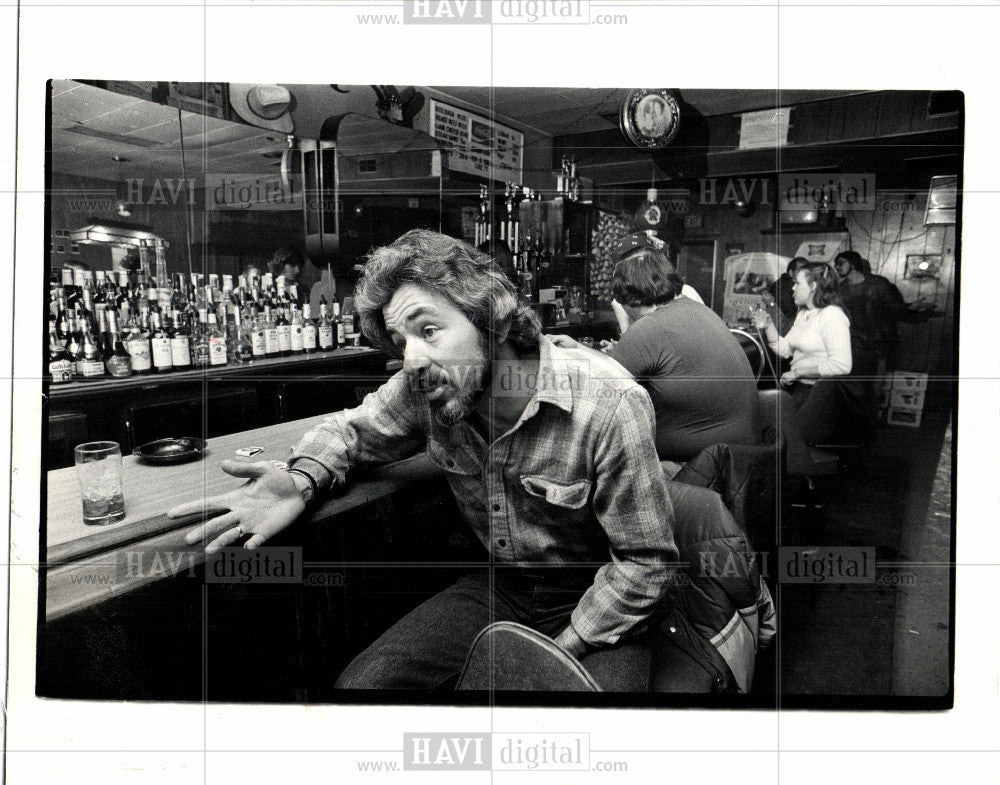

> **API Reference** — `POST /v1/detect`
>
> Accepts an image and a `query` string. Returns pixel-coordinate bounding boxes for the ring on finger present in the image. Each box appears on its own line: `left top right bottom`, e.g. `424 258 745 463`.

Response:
234 525 244 538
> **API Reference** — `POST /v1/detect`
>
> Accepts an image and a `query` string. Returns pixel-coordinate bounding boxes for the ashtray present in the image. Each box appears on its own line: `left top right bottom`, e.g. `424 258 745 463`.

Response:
133 437 207 465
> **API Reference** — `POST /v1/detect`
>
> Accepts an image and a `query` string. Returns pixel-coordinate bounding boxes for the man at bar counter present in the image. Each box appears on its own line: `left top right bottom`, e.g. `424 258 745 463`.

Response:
170 229 681 689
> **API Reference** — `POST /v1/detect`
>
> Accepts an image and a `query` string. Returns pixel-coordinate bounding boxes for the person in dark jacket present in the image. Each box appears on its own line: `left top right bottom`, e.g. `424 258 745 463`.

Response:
834 250 922 376
768 256 807 334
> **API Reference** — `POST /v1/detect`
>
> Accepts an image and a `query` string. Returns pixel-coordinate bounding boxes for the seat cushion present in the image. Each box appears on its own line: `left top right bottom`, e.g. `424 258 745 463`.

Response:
456 622 601 691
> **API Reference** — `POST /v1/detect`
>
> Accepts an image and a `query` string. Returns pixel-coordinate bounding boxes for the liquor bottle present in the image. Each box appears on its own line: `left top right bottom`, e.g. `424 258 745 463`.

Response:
207 312 228 366
170 309 192 369
103 271 119 308
78 311 106 378
250 307 267 361
124 306 152 375
143 260 158 309
209 274 223 306
79 285 96 335
150 311 174 373
333 302 348 347
95 305 110 353
193 279 208 312
171 273 188 314
116 271 131 310
92 271 106 305
154 242 171 312
289 305 305 354
65 312 84 377
263 305 280 357
104 310 132 378
301 304 318 354
49 282 61 319
317 301 335 350
229 307 253 364
48 321 74 384
193 309 211 368
67 269 87 310
275 303 292 356
55 292 71 342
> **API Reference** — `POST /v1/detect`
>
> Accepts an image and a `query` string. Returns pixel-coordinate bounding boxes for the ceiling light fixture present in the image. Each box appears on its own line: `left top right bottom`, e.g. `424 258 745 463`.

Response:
70 218 164 248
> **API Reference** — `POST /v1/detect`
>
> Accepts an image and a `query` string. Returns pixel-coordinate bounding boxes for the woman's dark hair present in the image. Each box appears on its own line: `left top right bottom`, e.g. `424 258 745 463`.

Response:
611 247 684 308
355 229 540 358
798 262 845 310
268 246 306 277
787 256 809 276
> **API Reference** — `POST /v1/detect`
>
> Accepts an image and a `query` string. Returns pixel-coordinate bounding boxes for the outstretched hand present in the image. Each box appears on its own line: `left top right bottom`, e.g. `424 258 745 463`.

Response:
168 460 307 554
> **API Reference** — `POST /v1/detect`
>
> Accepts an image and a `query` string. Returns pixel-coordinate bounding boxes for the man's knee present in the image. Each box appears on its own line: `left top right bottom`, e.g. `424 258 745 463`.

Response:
335 648 405 689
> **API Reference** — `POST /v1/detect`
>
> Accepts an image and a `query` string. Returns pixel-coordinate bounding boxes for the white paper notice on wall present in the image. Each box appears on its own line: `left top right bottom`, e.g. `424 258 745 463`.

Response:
429 99 523 182
739 107 791 150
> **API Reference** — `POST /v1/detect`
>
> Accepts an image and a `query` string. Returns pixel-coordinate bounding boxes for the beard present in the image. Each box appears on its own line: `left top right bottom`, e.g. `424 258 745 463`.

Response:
419 334 493 428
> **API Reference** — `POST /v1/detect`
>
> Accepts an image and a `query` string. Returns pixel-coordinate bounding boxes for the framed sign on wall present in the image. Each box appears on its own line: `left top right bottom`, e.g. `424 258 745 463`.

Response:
429 99 523 182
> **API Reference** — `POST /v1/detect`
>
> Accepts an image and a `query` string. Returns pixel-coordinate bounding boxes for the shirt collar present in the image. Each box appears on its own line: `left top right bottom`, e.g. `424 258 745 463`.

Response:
531 335 576 415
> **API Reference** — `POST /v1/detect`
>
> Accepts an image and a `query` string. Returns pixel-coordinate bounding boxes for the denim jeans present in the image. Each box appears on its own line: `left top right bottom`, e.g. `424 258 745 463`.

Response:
334 567 715 693
335 568 594 690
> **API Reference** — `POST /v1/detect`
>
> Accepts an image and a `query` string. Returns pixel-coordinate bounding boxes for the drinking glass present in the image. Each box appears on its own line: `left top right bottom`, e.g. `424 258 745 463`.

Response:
74 441 126 525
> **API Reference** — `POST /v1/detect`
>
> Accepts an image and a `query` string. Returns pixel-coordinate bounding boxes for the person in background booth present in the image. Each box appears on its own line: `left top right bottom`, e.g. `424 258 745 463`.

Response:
834 250 926 379
269 246 307 303
754 262 852 444
768 256 807 334
241 262 262 282
269 246 305 284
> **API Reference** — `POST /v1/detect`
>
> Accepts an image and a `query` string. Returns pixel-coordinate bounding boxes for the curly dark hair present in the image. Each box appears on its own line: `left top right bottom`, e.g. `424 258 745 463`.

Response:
834 250 871 275
268 246 306 277
355 229 541 358
611 247 684 308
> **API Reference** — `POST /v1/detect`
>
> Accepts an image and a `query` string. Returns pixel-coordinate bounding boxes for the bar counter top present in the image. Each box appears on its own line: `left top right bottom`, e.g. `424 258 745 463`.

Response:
45 413 444 622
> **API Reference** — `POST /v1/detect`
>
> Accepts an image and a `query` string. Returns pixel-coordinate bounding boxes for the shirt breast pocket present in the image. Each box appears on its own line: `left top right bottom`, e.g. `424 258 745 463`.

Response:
520 475 592 510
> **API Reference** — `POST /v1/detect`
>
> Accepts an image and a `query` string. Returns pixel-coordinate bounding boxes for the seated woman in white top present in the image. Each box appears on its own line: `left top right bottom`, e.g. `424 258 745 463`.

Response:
754 262 852 444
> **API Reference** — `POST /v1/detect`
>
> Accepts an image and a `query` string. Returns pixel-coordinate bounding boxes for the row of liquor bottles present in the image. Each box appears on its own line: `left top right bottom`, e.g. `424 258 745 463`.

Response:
48 268 359 383
53 266 318 318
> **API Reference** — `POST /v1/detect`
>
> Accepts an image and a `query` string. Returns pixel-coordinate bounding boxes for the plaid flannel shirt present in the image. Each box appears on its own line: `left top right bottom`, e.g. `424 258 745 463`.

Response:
290 337 678 647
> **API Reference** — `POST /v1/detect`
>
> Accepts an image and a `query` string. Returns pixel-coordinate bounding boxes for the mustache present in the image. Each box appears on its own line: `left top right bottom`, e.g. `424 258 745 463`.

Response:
404 362 487 393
